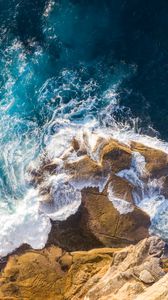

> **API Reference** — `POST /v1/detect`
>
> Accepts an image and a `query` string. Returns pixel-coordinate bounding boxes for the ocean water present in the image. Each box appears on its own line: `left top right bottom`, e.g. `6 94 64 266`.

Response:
0 0 168 256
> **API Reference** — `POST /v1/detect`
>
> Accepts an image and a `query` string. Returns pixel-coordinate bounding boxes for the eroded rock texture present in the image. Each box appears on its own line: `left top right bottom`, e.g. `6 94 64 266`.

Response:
0 237 166 300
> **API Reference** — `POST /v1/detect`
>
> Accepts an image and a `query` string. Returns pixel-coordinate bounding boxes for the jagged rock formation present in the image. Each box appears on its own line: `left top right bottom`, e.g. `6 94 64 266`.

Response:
85 236 165 300
31 136 159 250
0 236 166 300
135 273 168 300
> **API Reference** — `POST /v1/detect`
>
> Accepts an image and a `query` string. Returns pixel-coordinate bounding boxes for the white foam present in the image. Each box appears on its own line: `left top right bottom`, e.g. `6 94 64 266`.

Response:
1 124 168 257
43 0 55 17
131 152 146 176
33 122 168 244
0 189 51 257
116 148 168 241
149 201 168 241
137 195 165 219
39 174 81 221
107 182 134 214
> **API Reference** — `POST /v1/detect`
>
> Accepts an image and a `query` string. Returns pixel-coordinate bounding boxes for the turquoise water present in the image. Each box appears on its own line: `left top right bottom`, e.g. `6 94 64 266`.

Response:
0 0 135 210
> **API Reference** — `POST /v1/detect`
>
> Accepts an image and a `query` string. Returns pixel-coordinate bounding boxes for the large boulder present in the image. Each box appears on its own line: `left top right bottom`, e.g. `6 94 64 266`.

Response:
101 139 132 172
29 134 168 252
47 177 150 251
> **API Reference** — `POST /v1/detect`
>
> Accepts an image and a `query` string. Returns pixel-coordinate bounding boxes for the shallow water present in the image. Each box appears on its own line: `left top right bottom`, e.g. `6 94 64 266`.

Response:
0 0 168 256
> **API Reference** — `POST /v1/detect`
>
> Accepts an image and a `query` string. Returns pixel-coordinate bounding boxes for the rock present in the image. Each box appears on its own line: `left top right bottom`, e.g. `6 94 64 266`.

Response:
139 270 155 283
85 236 165 300
64 155 108 183
80 186 149 247
134 273 168 300
28 135 168 252
47 182 150 251
0 246 116 300
0 237 166 300
11 134 168 300
29 136 153 251
101 139 132 172
161 175 168 198
131 141 168 177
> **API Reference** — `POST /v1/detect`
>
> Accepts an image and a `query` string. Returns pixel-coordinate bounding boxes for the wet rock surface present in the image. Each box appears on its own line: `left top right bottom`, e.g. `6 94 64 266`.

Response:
47 184 150 251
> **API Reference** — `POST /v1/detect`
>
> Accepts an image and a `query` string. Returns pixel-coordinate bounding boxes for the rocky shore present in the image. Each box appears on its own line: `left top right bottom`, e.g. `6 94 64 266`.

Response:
1 135 168 299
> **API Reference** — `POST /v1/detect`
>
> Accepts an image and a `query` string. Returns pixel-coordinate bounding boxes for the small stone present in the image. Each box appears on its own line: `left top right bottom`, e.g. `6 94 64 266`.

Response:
139 269 155 284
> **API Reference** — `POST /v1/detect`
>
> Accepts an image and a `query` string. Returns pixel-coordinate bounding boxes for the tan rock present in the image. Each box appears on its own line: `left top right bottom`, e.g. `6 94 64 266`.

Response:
135 273 168 300
29 137 168 252
0 237 166 300
64 155 108 183
81 186 150 247
104 174 134 203
85 236 165 300
0 247 116 300
139 269 155 283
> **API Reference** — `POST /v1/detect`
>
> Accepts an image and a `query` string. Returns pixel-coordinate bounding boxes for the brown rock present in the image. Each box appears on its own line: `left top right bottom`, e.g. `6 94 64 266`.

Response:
81 187 150 247
30 137 162 252
131 141 168 177
48 181 150 251
101 139 132 172
106 174 134 203
64 155 108 183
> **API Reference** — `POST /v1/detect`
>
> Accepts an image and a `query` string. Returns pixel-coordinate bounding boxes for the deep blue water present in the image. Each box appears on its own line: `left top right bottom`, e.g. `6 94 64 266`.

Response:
1 1 168 133
0 0 168 254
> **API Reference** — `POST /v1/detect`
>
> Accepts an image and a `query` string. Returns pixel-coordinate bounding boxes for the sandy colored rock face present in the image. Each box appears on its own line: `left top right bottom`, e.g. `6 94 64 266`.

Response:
0 246 116 300
134 273 168 300
0 237 166 300
85 236 165 300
